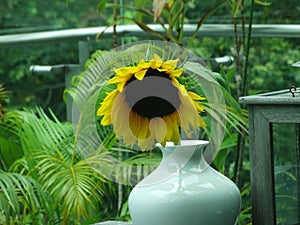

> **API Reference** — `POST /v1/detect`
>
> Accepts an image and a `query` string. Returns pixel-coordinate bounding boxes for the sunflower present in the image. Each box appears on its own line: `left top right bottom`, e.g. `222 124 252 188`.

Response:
97 54 206 151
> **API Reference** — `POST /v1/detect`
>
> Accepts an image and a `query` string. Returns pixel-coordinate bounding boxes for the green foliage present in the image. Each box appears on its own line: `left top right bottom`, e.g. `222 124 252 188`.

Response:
0 0 112 120
97 0 229 45
0 169 50 225
1 0 104 32
0 133 23 171
1 0 300 224
0 107 124 224
249 38 300 92
0 84 24 171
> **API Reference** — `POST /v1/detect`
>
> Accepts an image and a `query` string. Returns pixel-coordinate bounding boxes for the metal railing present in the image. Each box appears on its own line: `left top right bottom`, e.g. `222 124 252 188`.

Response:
1 24 300 48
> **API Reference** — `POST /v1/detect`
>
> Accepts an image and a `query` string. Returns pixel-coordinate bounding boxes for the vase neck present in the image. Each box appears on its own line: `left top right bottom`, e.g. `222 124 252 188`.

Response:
159 140 209 171
136 140 209 187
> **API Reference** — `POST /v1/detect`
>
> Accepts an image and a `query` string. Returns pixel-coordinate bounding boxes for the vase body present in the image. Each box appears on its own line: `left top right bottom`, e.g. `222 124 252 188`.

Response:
128 140 241 225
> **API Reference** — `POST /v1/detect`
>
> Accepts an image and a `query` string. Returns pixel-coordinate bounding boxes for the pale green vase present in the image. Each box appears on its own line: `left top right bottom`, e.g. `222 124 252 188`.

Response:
128 140 241 225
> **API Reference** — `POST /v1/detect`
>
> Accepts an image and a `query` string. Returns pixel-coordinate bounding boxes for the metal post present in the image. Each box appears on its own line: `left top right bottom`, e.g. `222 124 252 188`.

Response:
78 41 90 65
65 41 90 122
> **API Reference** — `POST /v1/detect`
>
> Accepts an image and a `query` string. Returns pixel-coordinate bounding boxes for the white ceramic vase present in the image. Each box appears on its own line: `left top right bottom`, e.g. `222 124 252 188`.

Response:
128 140 241 225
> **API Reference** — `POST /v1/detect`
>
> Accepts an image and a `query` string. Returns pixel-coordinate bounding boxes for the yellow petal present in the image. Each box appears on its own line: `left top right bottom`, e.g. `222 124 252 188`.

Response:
138 59 150 69
104 90 119 104
139 117 150 139
163 116 173 141
177 105 190 134
162 59 179 71
171 119 180 144
171 78 180 85
194 101 205 112
114 66 137 77
114 108 130 139
124 119 137 145
135 69 147 80
97 90 118 116
177 93 199 132
157 68 168 73
111 92 125 119
138 135 154 151
163 115 179 145
169 68 183 77
122 131 137 147
160 139 167 147
173 82 186 95
101 113 112 126
111 94 129 134
134 113 141 138
188 91 206 101
129 112 141 139
108 75 128 84
198 115 207 127
178 88 200 119
153 54 162 61
117 82 126 92
149 117 167 143
149 54 163 69
173 111 181 126
97 103 110 116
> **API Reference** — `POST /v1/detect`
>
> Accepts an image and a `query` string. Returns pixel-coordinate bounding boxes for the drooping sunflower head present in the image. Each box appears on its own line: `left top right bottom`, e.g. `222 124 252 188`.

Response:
97 54 206 151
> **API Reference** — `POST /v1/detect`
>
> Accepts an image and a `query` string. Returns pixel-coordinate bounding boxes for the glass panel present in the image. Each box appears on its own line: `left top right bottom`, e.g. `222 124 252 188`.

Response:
273 123 300 225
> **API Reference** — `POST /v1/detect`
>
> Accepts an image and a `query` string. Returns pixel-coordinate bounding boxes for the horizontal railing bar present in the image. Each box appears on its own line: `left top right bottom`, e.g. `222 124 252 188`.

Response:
1 24 300 48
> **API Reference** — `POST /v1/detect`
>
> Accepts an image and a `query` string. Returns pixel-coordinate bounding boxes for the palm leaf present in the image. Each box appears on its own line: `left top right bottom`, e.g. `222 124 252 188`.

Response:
33 146 110 224
0 169 48 224
2 107 118 224
0 83 8 102
6 109 73 178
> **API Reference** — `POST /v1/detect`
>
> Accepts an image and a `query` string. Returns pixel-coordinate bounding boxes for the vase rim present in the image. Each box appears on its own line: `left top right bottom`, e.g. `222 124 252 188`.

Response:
156 139 209 147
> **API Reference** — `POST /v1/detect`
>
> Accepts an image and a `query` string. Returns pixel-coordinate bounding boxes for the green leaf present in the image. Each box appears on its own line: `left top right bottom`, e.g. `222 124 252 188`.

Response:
0 193 10 224
98 0 108 13
0 170 48 223
219 133 239 151
255 0 272 6
0 133 23 170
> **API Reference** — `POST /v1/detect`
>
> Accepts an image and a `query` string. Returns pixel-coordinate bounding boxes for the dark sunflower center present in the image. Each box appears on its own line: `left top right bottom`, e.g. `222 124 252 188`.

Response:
124 69 181 118
132 96 176 118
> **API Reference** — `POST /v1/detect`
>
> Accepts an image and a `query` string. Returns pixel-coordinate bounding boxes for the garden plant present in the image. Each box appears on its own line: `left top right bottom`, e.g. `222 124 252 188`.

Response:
0 0 300 224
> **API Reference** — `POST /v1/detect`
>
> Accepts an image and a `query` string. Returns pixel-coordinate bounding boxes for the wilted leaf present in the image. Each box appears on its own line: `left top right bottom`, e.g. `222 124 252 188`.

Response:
153 0 166 21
